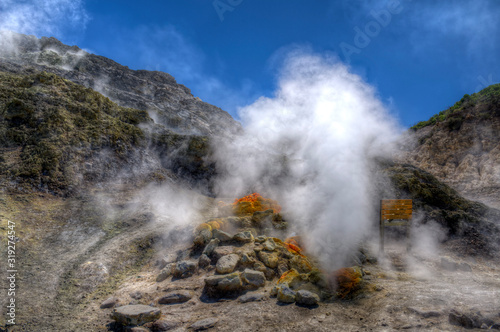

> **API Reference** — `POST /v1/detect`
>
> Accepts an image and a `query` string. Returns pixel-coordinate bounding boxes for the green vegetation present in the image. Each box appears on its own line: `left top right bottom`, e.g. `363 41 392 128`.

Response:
0 70 151 194
411 83 500 130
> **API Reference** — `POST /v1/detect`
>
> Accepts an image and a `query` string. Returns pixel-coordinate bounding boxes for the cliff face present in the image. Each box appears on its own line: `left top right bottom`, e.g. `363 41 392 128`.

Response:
0 31 242 137
400 84 500 209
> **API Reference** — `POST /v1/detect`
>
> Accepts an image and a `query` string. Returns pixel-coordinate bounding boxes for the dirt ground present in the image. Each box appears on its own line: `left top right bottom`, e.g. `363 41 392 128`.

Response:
1 189 499 332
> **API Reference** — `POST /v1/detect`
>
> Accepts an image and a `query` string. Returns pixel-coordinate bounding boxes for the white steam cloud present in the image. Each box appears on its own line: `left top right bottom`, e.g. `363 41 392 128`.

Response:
215 51 401 271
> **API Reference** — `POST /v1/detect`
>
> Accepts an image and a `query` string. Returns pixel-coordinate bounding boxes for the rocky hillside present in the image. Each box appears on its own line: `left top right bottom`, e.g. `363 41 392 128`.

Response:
400 84 500 209
0 31 241 137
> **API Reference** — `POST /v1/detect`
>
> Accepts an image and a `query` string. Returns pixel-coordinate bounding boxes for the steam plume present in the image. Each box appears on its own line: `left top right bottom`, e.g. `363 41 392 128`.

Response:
215 51 401 271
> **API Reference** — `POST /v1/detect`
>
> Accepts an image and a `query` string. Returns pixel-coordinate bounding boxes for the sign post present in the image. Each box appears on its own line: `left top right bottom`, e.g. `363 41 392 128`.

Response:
380 199 412 253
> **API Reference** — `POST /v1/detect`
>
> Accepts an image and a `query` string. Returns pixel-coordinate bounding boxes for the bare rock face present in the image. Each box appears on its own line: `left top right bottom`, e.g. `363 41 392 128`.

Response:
0 31 242 138
399 87 500 209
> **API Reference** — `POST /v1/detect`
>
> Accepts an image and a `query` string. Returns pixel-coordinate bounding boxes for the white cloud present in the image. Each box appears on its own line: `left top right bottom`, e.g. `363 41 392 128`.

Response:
0 0 90 37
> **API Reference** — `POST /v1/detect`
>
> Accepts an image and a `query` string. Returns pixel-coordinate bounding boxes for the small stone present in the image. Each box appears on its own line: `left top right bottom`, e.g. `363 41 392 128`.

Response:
198 254 211 269
408 307 441 318
190 317 218 330
241 269 266 289
130 291 143 300
111 305 161 326
277 263 289 277
158 290 193 304
258 251 279 268
144 319 179 331
296 290 320 306
239 252 256 266
262 238 276 251
270 286 278 297
154 320 179 331
173 261 197 279
212 229 232 242
216 254 240 274
277 285 296 303
239 292 265 303
233 231 254 243
100 296 119 309
202 238 220 256
458 262 472 272
255 236 267 243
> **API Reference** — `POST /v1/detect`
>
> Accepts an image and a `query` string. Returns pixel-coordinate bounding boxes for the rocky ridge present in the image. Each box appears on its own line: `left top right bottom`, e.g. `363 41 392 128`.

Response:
400 84 500 209
0 31 242 138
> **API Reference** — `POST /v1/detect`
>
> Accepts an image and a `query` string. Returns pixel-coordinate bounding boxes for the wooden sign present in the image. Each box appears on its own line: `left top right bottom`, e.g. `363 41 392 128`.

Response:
380 199 412 253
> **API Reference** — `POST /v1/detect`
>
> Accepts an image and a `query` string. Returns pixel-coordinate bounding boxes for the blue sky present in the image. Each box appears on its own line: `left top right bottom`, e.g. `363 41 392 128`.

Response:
1 0 499 127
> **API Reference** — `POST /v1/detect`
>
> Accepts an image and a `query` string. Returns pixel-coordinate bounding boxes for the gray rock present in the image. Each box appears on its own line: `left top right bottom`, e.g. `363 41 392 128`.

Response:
144 319 180 331
173 261 197 279
252 209 273 227
158 290 193 304
213 246 234 260
158 254 177 269
212 229 232 242
255 236 267 243
448 309 486 329
216 254 239 274
258 251 279 268
262 238 277 251
204 272 242 294
296 290 320 306
241 269 266 288
111 305 161 326
202 238 220 256
130 291 143 300
156 264 174 282
233 231 254 243
239 292 266 303
190 317 218 330
277 285 296 303
198 254 211 269
100 296 119 309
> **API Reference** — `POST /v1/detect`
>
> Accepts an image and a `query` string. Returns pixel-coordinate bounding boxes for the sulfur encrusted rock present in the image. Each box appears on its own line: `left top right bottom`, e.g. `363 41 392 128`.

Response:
233 231 254 243
277 285 296 303
258 251 279 268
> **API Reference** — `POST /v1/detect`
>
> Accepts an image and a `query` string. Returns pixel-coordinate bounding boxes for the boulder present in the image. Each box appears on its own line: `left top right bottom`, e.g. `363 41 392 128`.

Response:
212 229 232 242
252 209 274 227
190 317 218 330
296 290 320 306
173 261 197 279
157 254 177 269
204 272 242 294
213 246 234 260
241 269 266 289
158 290 193 304
198 254 211 269
233 231 254 243
156 264 175 282
262 238 277 251
111 305 161 326
255 236 267 243
258 251 279 268
277 285 296 303
202 238 220 256
216 254 240 274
